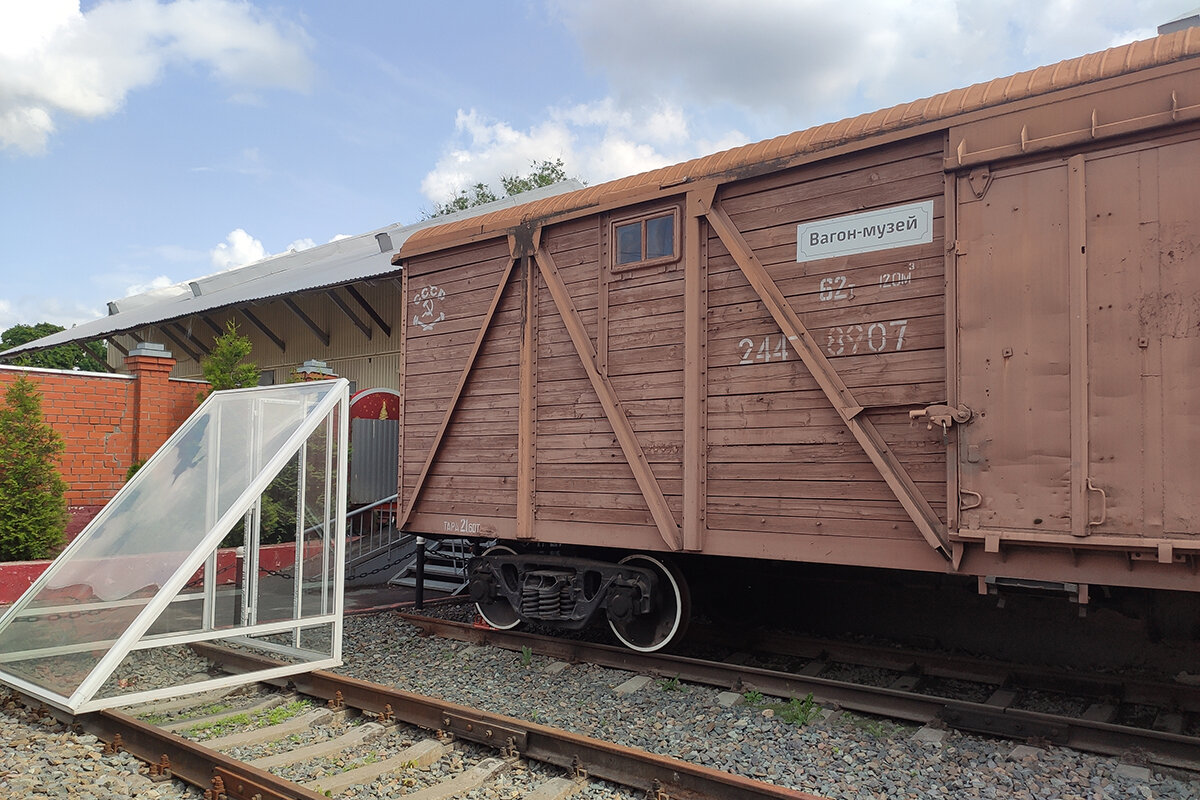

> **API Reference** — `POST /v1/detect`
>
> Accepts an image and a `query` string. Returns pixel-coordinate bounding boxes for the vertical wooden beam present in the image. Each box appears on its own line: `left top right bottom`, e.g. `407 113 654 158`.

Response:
517 253 539 539
1139 148 1164 538
1067 154 1091 536
397 256 520 530
397 269 408 509
535 244 683 551
597 220 610 377
705 201 951 558
683 184 715 552
943 170 960 534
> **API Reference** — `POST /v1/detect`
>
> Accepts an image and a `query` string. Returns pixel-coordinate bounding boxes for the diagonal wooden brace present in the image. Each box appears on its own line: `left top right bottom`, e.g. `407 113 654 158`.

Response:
534 245 683 551
704 202 951 559
398 256 520 530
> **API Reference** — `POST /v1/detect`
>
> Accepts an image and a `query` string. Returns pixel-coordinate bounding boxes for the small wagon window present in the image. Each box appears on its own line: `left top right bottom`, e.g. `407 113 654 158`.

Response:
611 208 679 272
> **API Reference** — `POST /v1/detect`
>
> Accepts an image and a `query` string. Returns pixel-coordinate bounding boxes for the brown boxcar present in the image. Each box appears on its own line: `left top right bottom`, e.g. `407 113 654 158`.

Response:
392 31 1200 649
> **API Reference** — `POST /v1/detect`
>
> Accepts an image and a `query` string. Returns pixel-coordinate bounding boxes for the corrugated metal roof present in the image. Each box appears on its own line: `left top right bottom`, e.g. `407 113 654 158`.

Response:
1 181 584 357
398 29 1200 258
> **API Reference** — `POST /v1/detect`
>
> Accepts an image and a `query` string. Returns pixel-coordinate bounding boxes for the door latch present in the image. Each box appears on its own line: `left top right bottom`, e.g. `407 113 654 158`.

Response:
910 404 973 444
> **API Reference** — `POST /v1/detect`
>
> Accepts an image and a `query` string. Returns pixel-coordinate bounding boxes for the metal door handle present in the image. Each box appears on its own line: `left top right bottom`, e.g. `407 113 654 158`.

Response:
1087 480 1107 527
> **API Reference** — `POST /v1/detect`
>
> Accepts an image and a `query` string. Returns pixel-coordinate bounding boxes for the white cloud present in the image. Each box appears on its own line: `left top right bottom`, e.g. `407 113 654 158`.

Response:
552 0 1186 123
285 237 316 253
421 101 747 205
419 0 1184 203
210 228 267 270
0 295 104 331
123 275 174 296
207 229 351 272
0 0 313 154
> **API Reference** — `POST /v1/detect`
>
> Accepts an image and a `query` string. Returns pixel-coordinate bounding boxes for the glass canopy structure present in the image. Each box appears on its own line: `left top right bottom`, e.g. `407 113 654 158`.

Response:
0 380 349 713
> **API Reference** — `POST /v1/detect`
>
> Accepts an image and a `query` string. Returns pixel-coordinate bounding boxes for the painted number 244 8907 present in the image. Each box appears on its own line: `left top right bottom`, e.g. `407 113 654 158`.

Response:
825 320 908 356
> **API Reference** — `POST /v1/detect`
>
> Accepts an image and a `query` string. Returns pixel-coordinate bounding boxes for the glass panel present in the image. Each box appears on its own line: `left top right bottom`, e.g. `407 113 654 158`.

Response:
646 214 674 260
301 423 333 619
254 455 302 625
615 221 642 264
0 381 340 705
94 644 227 701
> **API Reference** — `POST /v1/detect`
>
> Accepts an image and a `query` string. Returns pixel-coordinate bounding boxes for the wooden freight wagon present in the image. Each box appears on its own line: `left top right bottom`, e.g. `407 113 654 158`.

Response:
392 31 1200 650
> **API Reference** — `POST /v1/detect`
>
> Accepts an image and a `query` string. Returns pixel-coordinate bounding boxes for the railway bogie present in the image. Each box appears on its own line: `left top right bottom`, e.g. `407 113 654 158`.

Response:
467 548 691 651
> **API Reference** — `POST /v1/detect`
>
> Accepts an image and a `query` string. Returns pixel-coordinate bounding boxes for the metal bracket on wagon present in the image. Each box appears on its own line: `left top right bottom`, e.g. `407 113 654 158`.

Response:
910 404 973 437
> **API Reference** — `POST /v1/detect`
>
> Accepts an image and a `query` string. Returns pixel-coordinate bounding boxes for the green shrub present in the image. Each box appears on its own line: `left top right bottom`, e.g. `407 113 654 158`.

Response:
0 377 68 560
200 321 259 395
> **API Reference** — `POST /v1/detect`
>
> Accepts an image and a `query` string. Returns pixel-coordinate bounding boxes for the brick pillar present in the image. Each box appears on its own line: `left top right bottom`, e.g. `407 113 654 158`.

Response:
126 342 178 462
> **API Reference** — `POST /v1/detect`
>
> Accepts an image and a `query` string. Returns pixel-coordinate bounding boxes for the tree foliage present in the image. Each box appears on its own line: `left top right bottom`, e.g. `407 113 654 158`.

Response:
1 322 108 372
428 158 574 217
0 377 68 561
201 321 259 394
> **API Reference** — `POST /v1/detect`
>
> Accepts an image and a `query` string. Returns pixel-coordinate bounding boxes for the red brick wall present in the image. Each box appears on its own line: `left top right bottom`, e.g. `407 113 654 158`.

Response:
0 359 205 535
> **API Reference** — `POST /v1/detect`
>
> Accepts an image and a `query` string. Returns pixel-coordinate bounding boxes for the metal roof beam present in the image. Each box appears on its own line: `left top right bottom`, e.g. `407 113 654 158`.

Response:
107 338 129 357
241 308 287 353
170 322 211 356
281 299 329 348
343 284 391 338
156 326 200 362
200 315 225 338
327 289 371 340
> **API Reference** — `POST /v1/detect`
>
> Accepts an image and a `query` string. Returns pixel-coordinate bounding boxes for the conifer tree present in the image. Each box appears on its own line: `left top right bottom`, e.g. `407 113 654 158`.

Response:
0 377 68 561
201 321 260 394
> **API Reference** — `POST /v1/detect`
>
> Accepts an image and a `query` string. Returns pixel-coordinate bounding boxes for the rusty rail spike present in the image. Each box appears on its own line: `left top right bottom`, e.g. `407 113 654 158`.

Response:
148 754 172 780
205 775 227 800
502 736 519 759
327 690 344 709
104 733 123 754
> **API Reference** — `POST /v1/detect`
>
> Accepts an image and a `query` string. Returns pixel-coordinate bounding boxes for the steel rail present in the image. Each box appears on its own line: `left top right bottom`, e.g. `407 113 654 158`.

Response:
396 614 1200 773
191 642 825 800
64 706 329 800
686 625 1200 714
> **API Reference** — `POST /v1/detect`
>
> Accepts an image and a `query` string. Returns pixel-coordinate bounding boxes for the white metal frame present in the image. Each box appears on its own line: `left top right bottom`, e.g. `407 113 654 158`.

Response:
0 380 350 714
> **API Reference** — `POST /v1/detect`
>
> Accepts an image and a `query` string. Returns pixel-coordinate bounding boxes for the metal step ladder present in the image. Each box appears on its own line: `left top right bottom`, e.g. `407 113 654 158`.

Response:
388 539 472 594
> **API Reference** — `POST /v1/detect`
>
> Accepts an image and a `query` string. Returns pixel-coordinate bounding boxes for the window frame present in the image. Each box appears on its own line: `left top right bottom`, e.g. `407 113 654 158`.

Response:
608 207 681 273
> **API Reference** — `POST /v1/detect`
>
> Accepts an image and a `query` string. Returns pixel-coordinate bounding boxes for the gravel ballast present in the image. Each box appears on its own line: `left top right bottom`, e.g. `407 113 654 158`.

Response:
331 612 1200 800
1 609 1198 799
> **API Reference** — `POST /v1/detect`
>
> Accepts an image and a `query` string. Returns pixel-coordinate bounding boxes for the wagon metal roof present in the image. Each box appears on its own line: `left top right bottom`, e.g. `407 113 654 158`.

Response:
0 180 583 357
397 28 1200 260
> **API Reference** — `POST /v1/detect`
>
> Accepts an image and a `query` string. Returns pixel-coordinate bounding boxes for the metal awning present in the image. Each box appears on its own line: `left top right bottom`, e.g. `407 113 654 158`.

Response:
1 181 583 358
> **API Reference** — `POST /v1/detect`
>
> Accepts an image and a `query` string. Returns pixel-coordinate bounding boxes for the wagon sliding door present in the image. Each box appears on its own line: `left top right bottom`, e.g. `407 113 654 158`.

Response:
955 133 1200 540
702 136 953 568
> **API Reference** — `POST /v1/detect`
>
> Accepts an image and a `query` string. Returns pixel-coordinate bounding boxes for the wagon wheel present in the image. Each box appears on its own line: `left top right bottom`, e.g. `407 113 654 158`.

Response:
474 544 522 630
607 554 691 652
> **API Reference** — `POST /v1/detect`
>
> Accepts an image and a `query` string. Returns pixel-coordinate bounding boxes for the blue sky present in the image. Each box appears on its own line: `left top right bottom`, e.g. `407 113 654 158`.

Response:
0 0 1185 331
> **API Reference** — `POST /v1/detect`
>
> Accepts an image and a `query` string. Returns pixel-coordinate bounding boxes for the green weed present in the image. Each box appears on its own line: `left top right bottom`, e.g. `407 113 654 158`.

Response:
777 693 821 726
658 675 685 692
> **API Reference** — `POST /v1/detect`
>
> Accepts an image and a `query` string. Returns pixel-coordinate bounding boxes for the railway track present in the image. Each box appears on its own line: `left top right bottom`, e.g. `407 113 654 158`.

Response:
19 643 823 800
397 611 1200 775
